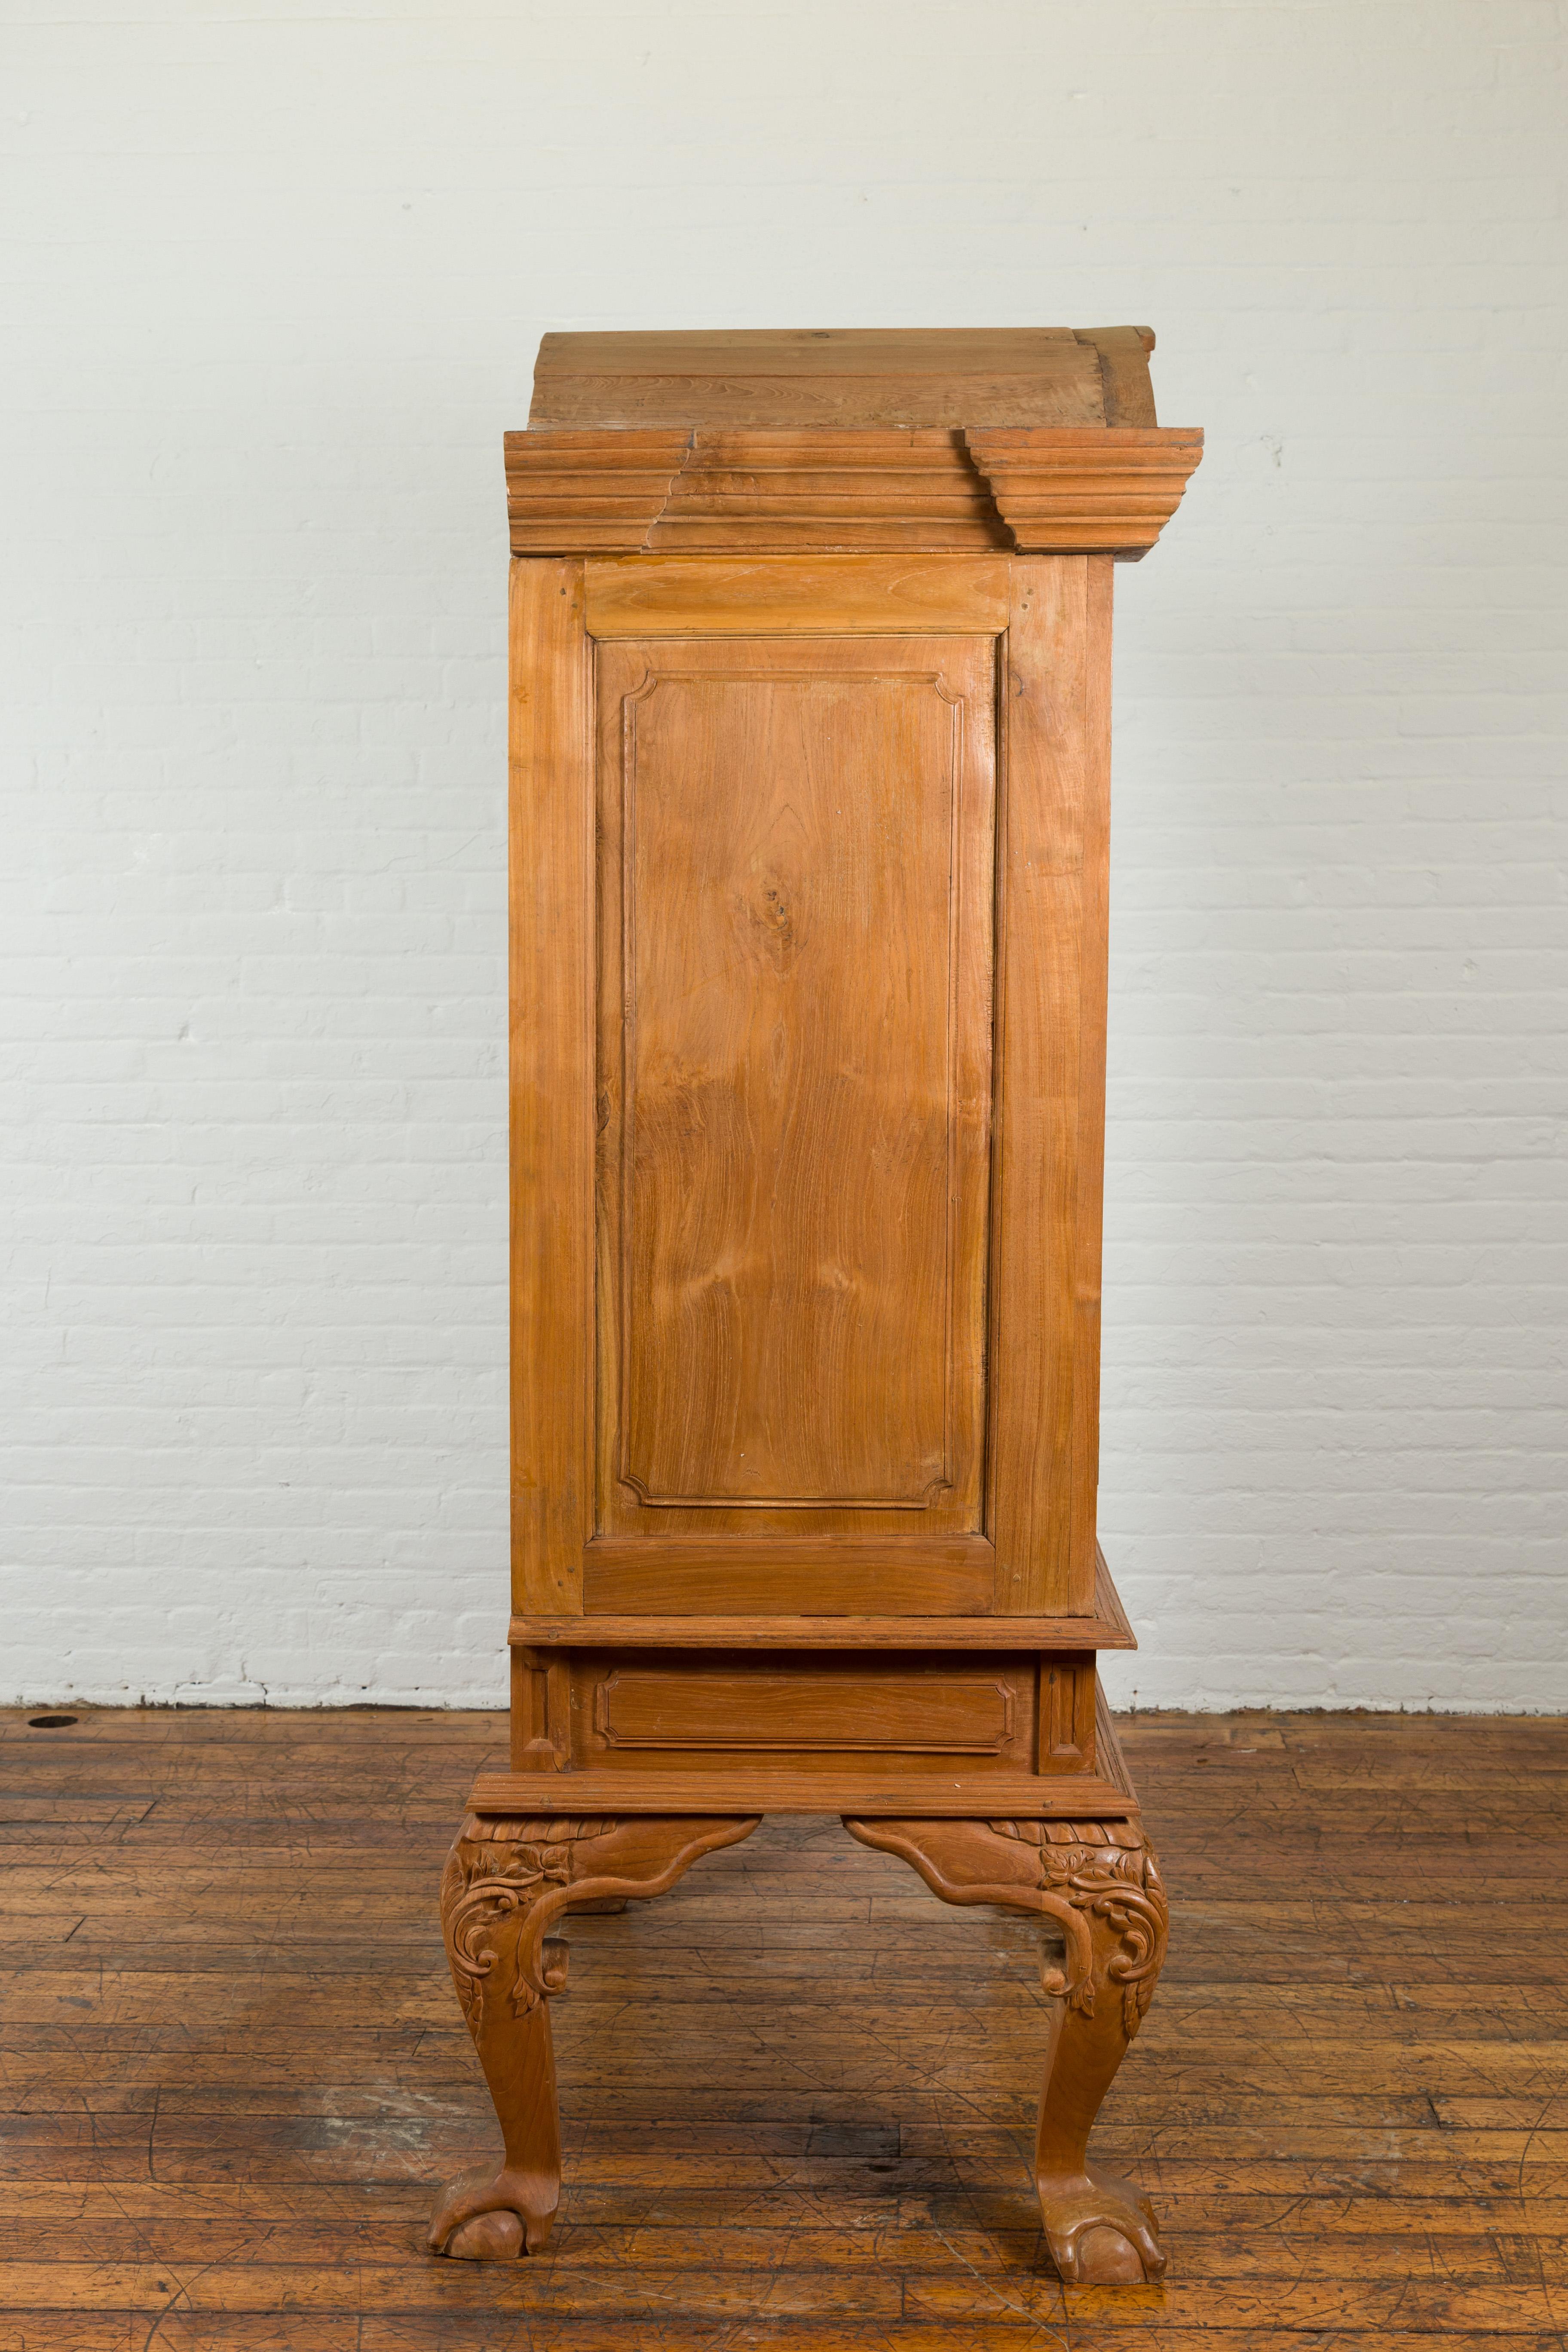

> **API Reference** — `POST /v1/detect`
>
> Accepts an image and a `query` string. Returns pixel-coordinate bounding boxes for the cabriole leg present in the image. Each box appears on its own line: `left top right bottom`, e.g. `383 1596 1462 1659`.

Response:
427 1810 760 2260
843 1813 1168 2284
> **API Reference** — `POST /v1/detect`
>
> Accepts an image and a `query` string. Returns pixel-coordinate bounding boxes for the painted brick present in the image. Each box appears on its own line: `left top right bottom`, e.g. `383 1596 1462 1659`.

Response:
3 0 1564 1710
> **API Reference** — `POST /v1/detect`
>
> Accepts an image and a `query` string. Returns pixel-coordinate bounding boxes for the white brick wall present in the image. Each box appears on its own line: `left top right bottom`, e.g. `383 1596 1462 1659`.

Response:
3 1 1564 1709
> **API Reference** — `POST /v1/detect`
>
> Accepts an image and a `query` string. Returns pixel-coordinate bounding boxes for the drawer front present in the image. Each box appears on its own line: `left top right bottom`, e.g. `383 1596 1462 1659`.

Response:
549 1648 1076 1777
510 1647 1097 1779
593 1666 1016 1755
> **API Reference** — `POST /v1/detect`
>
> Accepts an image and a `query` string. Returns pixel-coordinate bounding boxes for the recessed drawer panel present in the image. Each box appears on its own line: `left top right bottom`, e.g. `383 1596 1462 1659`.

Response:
591 1666 1016 1755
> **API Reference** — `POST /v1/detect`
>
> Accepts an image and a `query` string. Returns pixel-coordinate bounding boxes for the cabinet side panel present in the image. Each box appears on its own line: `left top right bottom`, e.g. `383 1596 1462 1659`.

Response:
989 557 1108 1613
511 558 594 1614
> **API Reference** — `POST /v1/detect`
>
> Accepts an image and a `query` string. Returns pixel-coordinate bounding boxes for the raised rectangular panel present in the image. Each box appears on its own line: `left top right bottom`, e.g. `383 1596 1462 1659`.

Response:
593 633 996 1602
585 1662 1025 1757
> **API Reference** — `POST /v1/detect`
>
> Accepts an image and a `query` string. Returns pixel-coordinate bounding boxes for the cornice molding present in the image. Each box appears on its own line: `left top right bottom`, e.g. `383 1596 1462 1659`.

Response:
504 429 691 555
505 425 1202 559
644 429 1006 553
965 427 1204 558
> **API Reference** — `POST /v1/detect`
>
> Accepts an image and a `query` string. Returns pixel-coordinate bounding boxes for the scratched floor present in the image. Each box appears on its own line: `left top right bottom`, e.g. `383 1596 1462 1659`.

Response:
0 1705 1564 2349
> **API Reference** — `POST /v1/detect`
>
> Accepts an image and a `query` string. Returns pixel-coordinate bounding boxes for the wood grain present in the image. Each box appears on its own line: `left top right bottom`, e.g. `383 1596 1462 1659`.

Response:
586 1664 1026 1759
509 328 1202 557
593 634 995 1565
502 1647 1093 1778
489 352 1209 2296
534 1544 1132 1645
988 557 1109 1612
1076 325 1161 427
581 1535 996 1617
428 1813 761 2259
466 1765 1138 1816
529 327 1113 430
515 1613 1125 1648
506 1648 1081 1775
504 429 692 554
965 427 1204 555
1071 560 1115 1594
511 1564 1135 1652
584 551 1010 637
3 1703 1564 2343
509 559 594 1615
645 429 1008 553
509 427 1201 559
1040 1658 1098 1772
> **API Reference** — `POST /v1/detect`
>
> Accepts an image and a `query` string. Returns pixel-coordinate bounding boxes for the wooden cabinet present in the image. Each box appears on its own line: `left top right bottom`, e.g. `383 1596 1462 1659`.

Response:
430 328 1201 2283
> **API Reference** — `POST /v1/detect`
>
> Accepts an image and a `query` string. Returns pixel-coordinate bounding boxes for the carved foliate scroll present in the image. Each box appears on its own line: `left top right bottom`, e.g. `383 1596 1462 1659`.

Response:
987 1816 1168 2038
440 1816 614 2027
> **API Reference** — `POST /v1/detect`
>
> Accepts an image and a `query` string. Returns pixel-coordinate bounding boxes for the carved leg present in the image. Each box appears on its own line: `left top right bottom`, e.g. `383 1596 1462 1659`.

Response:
844 1813 1168 2285
427 1810 760 2260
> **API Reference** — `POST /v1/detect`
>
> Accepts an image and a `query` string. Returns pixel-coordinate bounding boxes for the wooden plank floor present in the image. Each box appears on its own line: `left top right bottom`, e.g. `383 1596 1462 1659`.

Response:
0 1705 1564 2349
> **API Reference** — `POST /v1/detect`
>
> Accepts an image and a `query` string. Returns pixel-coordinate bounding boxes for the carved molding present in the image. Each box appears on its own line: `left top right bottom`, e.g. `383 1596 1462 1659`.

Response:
964 428 1204 557
645 430 1007 553
506 426 1201 557
505 430 691 554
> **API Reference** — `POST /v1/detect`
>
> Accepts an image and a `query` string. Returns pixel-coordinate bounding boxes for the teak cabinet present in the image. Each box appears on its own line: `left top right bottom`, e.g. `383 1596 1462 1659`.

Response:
429 328 1202 2284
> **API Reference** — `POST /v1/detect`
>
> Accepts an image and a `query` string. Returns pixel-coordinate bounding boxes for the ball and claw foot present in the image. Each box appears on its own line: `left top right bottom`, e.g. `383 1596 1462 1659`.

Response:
426 2161 550 2260
1038 2164 1166 2284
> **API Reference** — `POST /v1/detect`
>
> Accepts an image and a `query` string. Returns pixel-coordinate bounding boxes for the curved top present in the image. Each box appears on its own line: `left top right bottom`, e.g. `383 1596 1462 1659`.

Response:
529 325 1160 430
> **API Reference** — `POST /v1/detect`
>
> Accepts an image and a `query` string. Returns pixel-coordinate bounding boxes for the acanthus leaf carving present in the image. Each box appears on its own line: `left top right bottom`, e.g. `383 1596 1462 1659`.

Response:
441 1816 618 2027
986 1818 1169 2038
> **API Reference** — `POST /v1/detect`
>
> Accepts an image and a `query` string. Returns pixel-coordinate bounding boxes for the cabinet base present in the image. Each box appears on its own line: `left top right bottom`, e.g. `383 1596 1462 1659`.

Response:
430 1686 1167 2285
